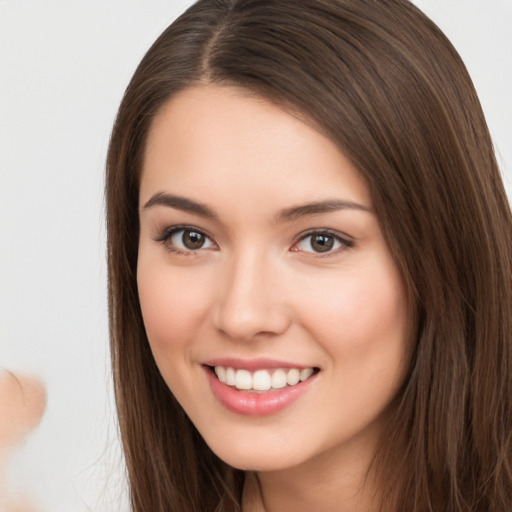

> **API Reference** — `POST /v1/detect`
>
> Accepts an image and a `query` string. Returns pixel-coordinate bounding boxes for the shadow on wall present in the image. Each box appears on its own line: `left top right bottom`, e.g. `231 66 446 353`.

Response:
0 371 46 512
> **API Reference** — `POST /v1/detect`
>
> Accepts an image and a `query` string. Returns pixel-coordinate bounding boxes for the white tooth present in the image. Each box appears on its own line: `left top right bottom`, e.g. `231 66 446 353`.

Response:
215 366 226 383
253 370 271 391
271 369 287 389
226 367 236 386
235 369 252 390
300 368 314 381
286 368 300 386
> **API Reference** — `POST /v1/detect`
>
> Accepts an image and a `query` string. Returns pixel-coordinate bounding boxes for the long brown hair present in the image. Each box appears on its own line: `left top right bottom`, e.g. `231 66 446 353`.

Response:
106 0 512 510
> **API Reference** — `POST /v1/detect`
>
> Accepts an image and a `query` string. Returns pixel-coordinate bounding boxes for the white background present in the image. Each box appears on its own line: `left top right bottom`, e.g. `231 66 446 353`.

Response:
0 1 510 511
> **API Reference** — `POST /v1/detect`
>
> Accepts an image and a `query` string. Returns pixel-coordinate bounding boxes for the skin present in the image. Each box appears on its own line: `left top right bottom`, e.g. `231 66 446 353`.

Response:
0 371 46 512
137 85 410 512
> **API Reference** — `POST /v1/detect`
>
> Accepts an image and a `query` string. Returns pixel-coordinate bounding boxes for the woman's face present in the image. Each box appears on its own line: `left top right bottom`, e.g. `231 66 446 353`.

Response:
137 86 410 472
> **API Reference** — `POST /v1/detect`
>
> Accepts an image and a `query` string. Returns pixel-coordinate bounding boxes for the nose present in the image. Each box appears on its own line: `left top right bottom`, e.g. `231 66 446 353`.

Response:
212 249 291 342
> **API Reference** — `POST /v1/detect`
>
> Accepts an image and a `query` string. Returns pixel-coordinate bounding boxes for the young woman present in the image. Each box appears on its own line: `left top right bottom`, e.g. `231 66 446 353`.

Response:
105 0 512 510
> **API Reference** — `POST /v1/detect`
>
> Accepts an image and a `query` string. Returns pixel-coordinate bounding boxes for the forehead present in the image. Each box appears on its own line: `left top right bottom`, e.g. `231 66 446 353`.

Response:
140 85 371 212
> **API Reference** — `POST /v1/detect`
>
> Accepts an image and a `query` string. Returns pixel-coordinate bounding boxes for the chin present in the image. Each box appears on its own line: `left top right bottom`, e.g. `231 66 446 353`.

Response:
203 432 310 472
217 452 300 472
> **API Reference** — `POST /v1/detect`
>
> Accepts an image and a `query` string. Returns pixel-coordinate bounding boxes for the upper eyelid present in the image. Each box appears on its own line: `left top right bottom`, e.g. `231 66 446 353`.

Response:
290 229 355 257
154 226 218 255
293 228 354 244
153 224 215 242
152 224 354 249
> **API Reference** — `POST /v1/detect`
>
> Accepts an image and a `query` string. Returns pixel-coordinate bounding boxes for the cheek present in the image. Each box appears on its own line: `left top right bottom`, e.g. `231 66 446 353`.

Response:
296 254 408 368
306 275 404 337
137 263 210 354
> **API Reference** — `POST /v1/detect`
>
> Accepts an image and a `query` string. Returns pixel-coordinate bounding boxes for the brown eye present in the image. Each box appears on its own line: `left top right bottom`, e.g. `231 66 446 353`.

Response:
310 234 335 253
182 230 206 249
293 230 352 255
159 227 216 253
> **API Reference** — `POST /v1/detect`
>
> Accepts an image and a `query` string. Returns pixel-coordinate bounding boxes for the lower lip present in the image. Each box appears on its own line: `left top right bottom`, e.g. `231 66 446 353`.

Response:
204 367 317 417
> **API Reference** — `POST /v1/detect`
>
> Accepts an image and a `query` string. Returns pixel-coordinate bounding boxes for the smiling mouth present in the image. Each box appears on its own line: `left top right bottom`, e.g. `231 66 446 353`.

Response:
207 365 320 393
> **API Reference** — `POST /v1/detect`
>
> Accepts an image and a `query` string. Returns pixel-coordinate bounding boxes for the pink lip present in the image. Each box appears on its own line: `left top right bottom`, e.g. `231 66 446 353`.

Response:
203 357 314 371
203 366 318 417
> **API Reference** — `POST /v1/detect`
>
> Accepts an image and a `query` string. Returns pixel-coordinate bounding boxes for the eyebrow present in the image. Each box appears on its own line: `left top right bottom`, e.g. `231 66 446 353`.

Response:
142 192 371 222
276 200 371 222
143 192 217 219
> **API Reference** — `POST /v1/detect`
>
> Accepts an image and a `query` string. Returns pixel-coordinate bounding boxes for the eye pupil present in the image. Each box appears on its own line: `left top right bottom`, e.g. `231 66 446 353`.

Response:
311 234 334 253
183 230 205 249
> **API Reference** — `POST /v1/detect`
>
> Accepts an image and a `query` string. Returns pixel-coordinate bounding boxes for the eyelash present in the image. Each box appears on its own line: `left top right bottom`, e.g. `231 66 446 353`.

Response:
153 226 354 256
153 225 217 256
291 229 354 256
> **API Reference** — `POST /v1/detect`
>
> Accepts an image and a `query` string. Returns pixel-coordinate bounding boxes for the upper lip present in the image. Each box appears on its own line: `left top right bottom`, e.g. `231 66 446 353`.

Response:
203 357 318 372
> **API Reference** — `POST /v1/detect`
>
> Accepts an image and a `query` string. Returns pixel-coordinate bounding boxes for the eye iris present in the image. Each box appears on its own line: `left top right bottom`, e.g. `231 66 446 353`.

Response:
311 234 334 253
182 230 205 249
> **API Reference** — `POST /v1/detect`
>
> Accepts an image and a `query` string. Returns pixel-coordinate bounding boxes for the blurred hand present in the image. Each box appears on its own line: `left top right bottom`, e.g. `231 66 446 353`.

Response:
0 371 46 512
